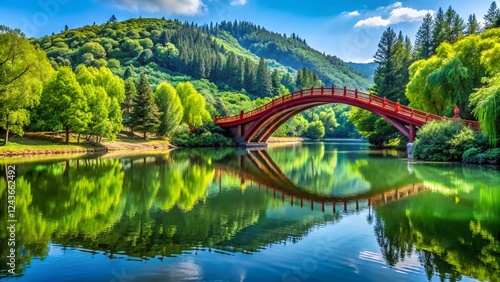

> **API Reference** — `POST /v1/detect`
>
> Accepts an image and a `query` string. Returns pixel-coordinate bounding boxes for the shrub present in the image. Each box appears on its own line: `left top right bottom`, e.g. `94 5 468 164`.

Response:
462 148 486 164
485 148 500 164
413 120 477 161
171 123 234 147
305 121 325 139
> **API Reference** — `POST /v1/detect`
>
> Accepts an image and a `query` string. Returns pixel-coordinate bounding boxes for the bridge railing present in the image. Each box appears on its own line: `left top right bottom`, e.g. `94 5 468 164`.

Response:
215 87 480 130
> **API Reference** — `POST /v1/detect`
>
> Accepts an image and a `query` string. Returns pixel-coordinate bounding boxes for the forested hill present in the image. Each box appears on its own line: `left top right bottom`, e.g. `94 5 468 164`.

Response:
34 18 371 95
213 21 371 89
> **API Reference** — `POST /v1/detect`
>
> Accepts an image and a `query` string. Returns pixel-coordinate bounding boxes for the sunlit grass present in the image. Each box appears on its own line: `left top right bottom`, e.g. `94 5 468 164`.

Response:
0 132 171 157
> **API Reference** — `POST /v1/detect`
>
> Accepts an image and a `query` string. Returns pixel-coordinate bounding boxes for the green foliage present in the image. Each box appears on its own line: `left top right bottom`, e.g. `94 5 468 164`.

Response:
305 121 325 139
38 67 91 144
172 123 234 147
216 20 371 89
254 57 273 97
75 65 124 141
130 74 160 137
155 82 183 136
349 108 400 147
0 26 54 144
407 28 500 127
415 13 434 59
176 82 211 129
296 67 323 89
413 120 478 161
485 148 500 163
462 147 487 163
484 1 500 29
122 78 137 130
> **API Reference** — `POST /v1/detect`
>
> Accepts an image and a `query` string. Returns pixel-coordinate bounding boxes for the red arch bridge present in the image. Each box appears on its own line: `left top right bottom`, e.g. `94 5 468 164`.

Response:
214 87 480 147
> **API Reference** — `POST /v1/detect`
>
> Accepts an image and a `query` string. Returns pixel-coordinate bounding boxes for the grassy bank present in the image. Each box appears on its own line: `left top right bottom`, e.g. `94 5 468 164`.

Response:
0 132 173 157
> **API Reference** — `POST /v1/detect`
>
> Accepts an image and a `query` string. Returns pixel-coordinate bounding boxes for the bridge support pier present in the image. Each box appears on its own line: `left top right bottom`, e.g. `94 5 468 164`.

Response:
409 124 415 142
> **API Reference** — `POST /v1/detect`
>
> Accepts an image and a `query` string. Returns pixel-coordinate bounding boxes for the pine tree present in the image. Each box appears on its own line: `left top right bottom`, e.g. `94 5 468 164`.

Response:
296 68 303 89
131 74 160 138
467 14 481 35
373 27 397 99
484 1 500 29
159 30 168 46
122 78 137 133
444 6 465 43
124 66 134 79
281 73 296 92
108 14 117 24
271 69 281 97
254 57 273 97
415 13 434 59
432 8 447 52
243 58 255 92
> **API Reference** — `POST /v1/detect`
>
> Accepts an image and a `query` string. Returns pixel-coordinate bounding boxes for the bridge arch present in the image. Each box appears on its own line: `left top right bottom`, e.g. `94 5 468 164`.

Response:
215 87 480 146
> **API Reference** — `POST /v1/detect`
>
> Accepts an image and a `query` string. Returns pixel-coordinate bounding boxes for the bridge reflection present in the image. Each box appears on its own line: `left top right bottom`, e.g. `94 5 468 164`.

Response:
213 149 427 213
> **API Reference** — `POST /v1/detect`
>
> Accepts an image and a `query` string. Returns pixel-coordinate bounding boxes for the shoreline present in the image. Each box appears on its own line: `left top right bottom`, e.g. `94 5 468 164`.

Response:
0 139 174 157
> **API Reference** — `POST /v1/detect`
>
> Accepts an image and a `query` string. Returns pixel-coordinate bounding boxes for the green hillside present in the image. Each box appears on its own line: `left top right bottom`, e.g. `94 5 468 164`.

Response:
215 21 371 90
34 18 371 93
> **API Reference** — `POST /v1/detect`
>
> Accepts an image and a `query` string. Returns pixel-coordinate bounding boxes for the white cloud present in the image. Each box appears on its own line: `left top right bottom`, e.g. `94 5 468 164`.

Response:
102 0 206 15
392 2 403 8
355 4 434 28
355 16 389 27
230 0 246 6
347 10 360 17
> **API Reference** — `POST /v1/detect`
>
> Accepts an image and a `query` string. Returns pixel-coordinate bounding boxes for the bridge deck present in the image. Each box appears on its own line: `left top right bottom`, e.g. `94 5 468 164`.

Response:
215 87 480 130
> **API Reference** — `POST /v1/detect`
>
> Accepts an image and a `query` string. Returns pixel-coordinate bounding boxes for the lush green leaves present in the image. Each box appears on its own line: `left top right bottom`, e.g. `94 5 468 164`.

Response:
0 26 54 144
155 82 183 136
413 120 477 161
131 74 160 137
39 67 91 143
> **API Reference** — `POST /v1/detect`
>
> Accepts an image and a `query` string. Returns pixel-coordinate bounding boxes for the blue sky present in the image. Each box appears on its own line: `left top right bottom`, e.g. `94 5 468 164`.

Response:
0 0 495 62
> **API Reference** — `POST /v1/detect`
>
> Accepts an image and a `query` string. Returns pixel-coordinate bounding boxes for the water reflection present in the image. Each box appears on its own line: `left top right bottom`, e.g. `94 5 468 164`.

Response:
0 142 499 281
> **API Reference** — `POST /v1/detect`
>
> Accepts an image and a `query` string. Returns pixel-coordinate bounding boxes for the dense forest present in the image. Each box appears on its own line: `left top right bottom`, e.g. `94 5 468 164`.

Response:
351 3 500 155
1 16 371 146
1 2 500 151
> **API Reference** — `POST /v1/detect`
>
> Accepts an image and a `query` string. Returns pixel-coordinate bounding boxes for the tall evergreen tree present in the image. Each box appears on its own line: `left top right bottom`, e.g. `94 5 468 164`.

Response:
122 78 137 133
432 8 447 52
484 1 500 29
281 73 296 92
415 13 434 59
243 58 255 92
444 6 465 43
373 27 397 100
131 74 160 138
271 69 281 97
254 57 273 97
467 14 481 35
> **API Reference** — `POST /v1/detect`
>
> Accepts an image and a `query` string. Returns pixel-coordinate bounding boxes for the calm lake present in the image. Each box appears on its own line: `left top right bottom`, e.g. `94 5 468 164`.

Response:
1 141 500 282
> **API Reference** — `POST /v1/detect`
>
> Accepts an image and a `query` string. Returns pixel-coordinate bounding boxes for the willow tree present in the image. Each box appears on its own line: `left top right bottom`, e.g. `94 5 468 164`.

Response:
154 82 183 136
175 82 210 129
469 30 500 145
0 26 53 145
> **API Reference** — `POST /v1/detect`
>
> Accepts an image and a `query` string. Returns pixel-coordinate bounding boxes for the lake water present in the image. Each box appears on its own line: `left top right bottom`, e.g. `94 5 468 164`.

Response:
1 141 500 282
